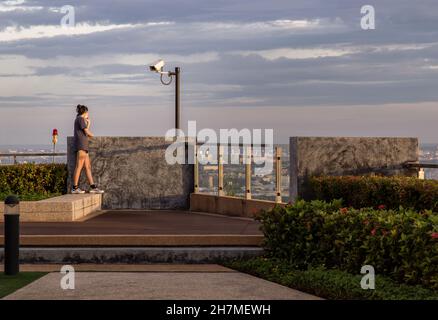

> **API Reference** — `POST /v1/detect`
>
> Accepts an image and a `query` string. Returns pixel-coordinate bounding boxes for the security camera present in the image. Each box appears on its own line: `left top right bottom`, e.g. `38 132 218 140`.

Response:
149 59 165 73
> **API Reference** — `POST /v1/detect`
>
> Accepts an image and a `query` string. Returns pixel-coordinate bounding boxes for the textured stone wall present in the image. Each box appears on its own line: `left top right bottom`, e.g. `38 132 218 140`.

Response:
289 137 419 201
67 137 194 209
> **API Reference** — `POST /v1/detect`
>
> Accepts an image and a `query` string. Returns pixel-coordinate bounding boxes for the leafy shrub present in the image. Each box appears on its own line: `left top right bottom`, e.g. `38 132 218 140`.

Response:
226 258 438 300
0 164 67 197
308 176 438 211
259 200 438 289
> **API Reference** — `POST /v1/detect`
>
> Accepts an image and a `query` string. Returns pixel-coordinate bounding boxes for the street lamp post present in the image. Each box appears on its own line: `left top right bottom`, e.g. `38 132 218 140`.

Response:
149 60 181 132
175 67 180 130
172 67 180 130
4 195 20 275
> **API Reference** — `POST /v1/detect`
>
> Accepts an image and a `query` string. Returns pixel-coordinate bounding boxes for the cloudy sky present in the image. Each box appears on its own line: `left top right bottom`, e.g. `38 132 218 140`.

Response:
0 0 437 145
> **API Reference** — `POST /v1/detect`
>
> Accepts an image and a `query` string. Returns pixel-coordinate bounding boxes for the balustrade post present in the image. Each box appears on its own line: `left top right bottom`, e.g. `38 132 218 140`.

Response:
275 146 282 203
245 146 252 200
218 145 224 196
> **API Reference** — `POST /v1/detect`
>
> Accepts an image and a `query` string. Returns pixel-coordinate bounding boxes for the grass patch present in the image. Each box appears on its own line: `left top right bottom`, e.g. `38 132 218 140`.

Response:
225 257 438 300
0 272 47 298
0 192 61 201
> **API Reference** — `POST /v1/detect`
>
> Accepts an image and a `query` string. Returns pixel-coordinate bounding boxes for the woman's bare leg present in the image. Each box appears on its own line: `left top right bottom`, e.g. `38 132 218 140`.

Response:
73 150 87 186
84 153 94 185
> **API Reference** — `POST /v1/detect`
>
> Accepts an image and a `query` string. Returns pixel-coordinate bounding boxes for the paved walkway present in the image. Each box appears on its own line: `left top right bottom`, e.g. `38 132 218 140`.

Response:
0 264 233 273
3 264 320 300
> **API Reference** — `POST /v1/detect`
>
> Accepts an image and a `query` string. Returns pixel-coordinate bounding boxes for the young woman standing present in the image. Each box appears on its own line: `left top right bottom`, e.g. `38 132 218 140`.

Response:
72 104 104 194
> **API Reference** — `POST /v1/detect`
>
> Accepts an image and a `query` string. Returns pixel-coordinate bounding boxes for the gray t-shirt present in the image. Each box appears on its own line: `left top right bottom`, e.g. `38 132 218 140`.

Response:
73 116 88 152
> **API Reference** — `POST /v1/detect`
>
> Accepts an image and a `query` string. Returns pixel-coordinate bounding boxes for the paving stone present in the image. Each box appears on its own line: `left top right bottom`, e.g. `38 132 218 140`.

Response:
3 271 321 300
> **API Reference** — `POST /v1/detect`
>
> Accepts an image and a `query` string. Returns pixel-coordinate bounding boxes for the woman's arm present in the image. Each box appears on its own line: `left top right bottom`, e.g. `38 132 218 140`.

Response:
84 117 93 137
84 128 94 137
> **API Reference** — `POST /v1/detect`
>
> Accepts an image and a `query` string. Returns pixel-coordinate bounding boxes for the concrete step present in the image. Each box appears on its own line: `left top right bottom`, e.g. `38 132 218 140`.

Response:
0 264 235 272
0 234 263 246
0 247 264 264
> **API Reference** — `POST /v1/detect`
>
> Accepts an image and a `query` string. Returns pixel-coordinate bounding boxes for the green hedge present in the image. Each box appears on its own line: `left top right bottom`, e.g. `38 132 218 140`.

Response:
259 200 438 289
226 258 438 300
0 164 67 197
308 176 438 211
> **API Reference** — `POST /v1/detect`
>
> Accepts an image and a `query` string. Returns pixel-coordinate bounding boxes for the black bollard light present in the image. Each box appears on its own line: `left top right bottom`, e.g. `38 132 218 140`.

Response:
4 195 20 275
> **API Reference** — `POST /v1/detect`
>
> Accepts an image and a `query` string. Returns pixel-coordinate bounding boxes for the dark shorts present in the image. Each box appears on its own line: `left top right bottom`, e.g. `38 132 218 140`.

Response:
76 150 89 154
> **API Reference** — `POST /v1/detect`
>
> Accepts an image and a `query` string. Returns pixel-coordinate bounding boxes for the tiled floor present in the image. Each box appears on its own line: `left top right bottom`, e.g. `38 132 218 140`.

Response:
0 210 261 235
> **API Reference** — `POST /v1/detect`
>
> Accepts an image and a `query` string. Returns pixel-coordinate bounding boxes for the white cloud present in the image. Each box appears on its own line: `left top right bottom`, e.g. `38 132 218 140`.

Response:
269 19 319 28
0 55 34 75
235 47 354 60
4 0 25 5
0 22 174 42
190 18 345 38
0 0 42 12
197 18 341 31
216 19 321 30
0 51 219 74
0 18 344 44
363 43 435 53
112 52 219 65
234 42 438 61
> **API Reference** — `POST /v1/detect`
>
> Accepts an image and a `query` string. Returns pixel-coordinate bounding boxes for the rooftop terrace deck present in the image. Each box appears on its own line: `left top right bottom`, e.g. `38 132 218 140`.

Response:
0 210 262 247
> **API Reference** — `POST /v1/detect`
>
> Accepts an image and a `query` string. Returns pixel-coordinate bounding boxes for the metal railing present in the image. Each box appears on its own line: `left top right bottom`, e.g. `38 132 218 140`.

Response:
0 152 67 165
404 162 438 180
193 143 284 203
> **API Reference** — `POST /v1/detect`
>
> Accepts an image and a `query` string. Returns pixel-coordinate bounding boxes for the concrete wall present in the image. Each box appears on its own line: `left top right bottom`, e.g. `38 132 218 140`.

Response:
190 193 285 218
289 136 419 201
67 137 194 209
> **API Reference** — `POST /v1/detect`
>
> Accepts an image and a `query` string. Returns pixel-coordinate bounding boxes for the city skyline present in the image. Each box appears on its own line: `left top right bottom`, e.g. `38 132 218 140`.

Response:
1 0 438 144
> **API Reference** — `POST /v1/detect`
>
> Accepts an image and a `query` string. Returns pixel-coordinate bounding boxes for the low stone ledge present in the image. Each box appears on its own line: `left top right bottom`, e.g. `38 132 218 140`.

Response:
190 193 285 218
0 194 102 222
